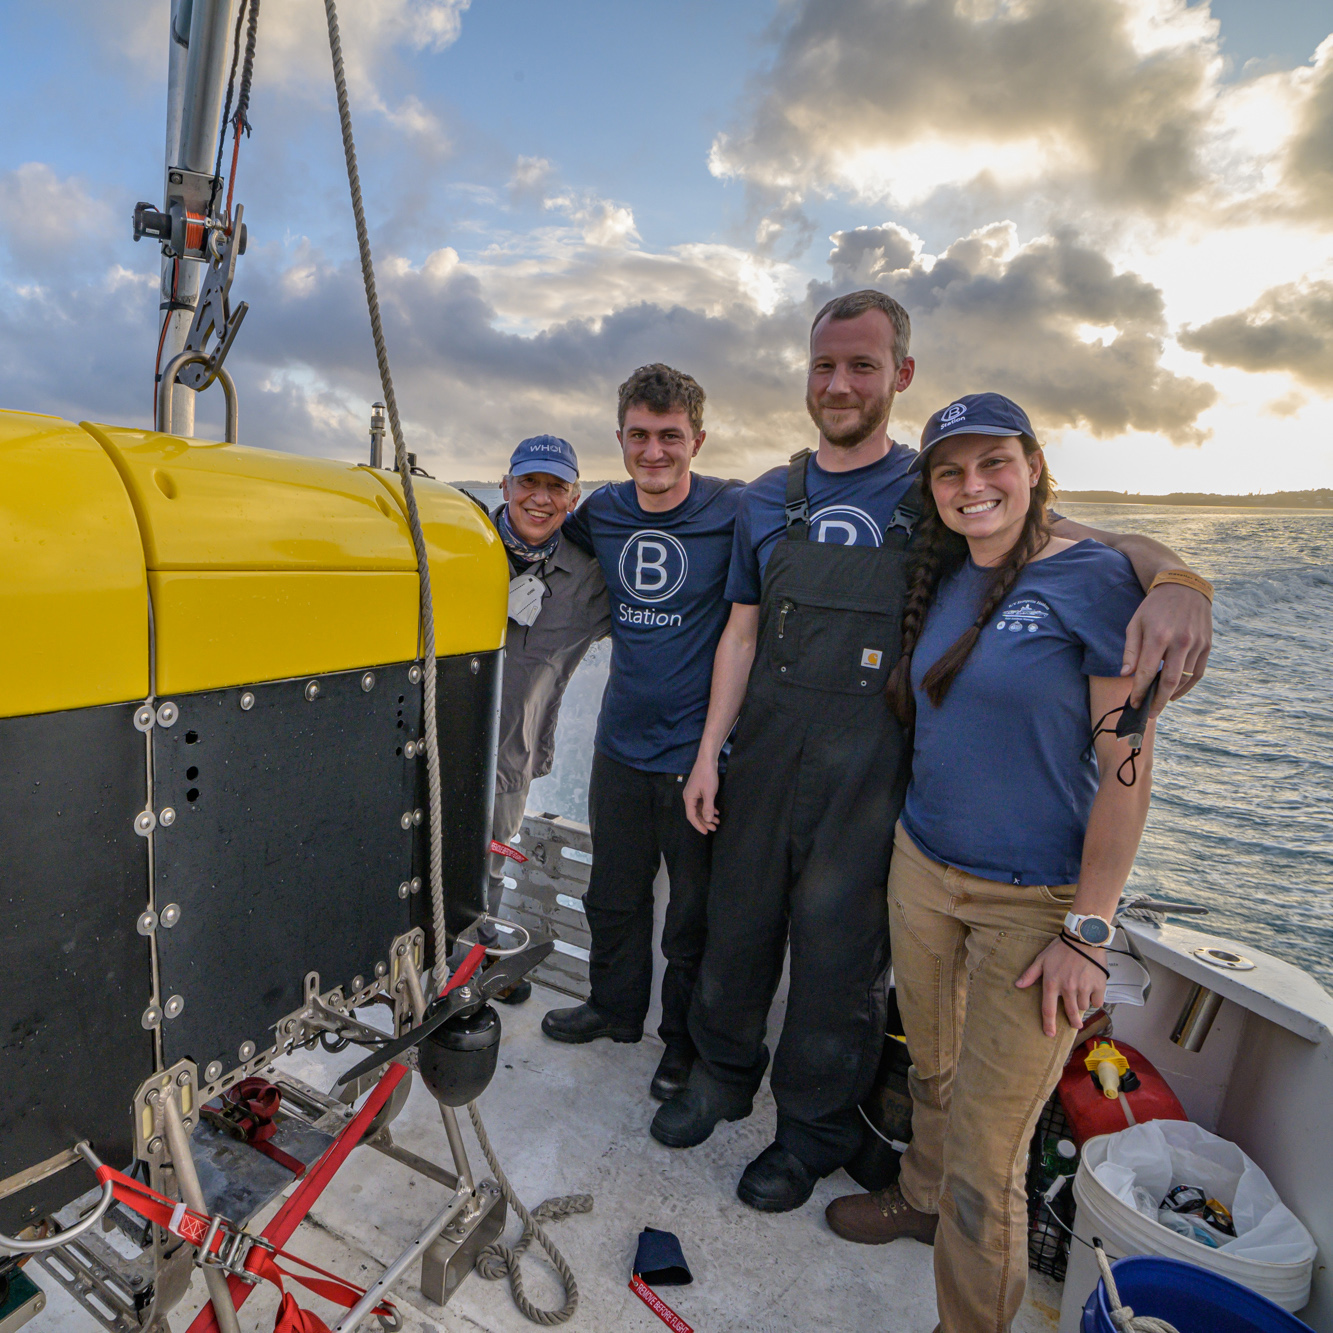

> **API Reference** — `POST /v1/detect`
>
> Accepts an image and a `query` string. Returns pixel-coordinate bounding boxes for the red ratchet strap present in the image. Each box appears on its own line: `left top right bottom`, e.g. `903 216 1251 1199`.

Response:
92 1167 396 1332
488 839 527 864
187 1061 409 1333
210 1079 306 1177
629 1274 693 1333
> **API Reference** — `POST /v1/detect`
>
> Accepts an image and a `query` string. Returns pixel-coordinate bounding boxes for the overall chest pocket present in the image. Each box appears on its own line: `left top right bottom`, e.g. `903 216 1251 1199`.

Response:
769 594 900 696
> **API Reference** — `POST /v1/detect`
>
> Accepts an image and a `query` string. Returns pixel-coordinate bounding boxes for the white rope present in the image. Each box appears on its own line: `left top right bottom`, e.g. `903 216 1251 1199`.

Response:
467 1102 588 1326
321 9 588 1324
1095 1244 1181 1333
323 0 446 960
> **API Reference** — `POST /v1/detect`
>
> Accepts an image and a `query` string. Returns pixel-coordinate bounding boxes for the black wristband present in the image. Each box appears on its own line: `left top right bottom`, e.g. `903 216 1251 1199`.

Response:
1058 931 1111 980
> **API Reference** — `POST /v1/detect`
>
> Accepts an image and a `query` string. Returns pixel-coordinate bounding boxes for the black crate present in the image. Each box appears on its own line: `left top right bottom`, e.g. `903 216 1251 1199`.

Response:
1027 1094 1078 1280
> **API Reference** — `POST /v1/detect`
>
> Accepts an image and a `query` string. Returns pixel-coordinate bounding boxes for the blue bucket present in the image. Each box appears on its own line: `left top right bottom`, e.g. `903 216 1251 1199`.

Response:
1081 1256 1313 1333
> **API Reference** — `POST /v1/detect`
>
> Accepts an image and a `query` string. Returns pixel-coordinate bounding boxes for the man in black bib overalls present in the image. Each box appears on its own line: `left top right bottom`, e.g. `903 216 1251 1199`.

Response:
650 291 920 1209
651 290 1216 1214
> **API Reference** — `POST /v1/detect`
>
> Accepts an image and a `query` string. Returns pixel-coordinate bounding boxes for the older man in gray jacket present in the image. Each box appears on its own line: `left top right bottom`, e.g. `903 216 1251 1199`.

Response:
488 435 610 1002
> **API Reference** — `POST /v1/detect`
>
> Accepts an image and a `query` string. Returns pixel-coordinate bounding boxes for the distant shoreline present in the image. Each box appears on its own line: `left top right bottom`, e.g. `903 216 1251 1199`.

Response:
1059 489 1333 511
450 480 1333 511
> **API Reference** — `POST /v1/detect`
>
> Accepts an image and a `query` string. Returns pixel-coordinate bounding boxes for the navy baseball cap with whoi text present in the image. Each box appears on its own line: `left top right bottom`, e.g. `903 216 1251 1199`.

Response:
509 434 580 484
911 393 1037 473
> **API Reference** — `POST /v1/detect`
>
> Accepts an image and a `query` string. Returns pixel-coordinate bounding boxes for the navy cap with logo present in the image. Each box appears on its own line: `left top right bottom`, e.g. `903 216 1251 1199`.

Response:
911 393 1037 473
509 434 580 484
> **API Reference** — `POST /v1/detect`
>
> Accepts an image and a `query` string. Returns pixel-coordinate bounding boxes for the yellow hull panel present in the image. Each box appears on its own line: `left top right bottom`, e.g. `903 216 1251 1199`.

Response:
0 413 148 717
2 410 507 712
149 570 425 696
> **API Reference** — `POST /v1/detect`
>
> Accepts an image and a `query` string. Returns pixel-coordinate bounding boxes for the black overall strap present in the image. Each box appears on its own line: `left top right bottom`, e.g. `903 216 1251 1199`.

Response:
784 448 813 541
884 476 923 549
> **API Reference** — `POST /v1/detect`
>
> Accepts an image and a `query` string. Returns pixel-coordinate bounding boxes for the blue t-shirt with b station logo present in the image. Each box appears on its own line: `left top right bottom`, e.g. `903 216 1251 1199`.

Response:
564 473 745 773
901 540 1144 887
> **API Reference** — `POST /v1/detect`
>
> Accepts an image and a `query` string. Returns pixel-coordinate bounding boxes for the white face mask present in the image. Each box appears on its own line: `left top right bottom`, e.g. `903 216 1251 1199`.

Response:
508 570 547 626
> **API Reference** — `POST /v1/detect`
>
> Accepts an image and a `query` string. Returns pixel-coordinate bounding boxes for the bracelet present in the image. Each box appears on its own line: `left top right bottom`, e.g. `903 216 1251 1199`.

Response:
1058 931 1111 979
1148 569 1213 603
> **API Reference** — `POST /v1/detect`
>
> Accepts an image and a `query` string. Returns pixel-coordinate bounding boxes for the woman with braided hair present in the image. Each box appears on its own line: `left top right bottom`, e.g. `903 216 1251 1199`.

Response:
825 392 1159 1333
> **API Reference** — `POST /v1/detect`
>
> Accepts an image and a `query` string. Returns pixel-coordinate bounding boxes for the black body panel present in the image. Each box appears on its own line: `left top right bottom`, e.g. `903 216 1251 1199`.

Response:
153 664 421 1074
411 649 501 955
0 703 153 1232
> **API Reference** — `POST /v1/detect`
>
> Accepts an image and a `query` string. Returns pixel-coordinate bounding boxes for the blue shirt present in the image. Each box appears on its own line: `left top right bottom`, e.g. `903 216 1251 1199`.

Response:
724 443 918 604
564 474 745 773
901 540 1144 887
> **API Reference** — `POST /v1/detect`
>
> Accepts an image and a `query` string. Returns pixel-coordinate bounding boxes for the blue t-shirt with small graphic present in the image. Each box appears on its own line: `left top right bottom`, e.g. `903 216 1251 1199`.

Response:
724 443 918 604
901 540 1144 887
564 474 745 773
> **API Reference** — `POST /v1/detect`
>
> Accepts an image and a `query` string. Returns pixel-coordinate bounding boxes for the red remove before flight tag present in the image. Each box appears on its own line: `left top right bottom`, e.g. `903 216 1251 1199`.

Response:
629 1274 693 1333
489 840 527 863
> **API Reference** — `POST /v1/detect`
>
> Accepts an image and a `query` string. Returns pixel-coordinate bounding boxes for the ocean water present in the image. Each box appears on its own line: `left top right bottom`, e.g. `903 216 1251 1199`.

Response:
479 487 1333 990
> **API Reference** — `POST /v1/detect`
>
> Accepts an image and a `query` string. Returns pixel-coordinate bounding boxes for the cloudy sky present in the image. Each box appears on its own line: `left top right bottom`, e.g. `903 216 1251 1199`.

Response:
2 0 1330 493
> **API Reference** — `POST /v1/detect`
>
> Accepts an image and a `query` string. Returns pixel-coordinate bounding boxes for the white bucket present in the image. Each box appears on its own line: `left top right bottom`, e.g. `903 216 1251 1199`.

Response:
1056 1131 1314 1333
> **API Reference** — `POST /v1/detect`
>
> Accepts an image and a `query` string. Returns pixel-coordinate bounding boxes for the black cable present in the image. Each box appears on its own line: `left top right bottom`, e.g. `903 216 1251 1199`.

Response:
234 0 260 138
1058 931 1112 980
210 0 250 216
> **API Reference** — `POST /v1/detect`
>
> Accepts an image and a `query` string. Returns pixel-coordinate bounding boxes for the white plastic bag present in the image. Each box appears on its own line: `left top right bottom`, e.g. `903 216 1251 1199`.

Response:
1091 1120 1316 1264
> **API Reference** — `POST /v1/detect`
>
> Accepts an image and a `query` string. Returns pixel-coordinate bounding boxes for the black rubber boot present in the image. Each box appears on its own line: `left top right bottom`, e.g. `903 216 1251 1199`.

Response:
541 1002 641 1044
736 1142 819 1213
492 979 532 1006
650 1083 752 1148
649 1044 695 1102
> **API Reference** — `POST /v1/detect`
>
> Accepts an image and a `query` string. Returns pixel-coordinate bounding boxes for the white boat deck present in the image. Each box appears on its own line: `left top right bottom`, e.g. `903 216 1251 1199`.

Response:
24 982 1062 1333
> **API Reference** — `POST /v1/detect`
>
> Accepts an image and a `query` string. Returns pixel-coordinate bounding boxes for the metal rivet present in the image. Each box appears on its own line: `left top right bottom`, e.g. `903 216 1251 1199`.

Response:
176 1070 191 1087
352 976 364 992
395 943 407 957
412 808 423 826
156 702 179 728
282 1019 295 1035
374 961 387 977
780 665 787 672
398 881 410 899
410 877 422 894
305 680 320 701
137 910 159 936
181 1117 194 1130
470 658 479 675
160 902 181 928
159 807 176 827
135 810 157 836
147 1137 163 1156
416 736 425 749
408 664 423 684
240 691 255 711
163 994 184 1019
400 812 412 830
361 672 376 692
205 1061 223 1082
141 1005 163 1030
860 680 867 687
404 741 416 758
134 705 155 732
238 1040 256 1061
146 1089 160 1106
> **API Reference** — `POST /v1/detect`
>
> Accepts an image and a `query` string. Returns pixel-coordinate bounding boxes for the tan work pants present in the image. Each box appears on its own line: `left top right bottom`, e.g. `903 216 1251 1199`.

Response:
889 824 1080 1333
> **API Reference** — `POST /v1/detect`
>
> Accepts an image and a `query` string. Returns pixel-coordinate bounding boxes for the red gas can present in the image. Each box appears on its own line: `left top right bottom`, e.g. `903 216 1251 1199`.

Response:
1057 1038 1187 1146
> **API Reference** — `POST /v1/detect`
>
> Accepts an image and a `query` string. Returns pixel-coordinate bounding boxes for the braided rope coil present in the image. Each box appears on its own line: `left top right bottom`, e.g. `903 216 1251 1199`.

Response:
468 1102 589 1326
1095 1245 1181 1333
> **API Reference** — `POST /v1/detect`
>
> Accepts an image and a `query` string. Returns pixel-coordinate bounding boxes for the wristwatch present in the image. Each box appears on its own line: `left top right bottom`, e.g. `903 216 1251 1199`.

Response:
1064 912 1114 946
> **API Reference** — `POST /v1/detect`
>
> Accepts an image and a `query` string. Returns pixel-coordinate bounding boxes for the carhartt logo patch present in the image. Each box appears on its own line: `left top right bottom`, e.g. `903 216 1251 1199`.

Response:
861 648 883 669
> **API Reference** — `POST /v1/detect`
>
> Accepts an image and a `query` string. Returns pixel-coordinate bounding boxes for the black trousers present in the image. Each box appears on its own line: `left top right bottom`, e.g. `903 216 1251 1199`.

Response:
687 703 897 1175
584 750 713 1048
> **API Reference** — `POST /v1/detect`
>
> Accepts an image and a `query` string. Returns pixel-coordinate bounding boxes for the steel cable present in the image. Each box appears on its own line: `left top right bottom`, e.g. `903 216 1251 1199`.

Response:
323 0 447 962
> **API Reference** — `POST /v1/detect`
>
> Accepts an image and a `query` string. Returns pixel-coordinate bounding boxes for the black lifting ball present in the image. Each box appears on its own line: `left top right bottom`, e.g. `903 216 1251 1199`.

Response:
417 1003 501 1106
